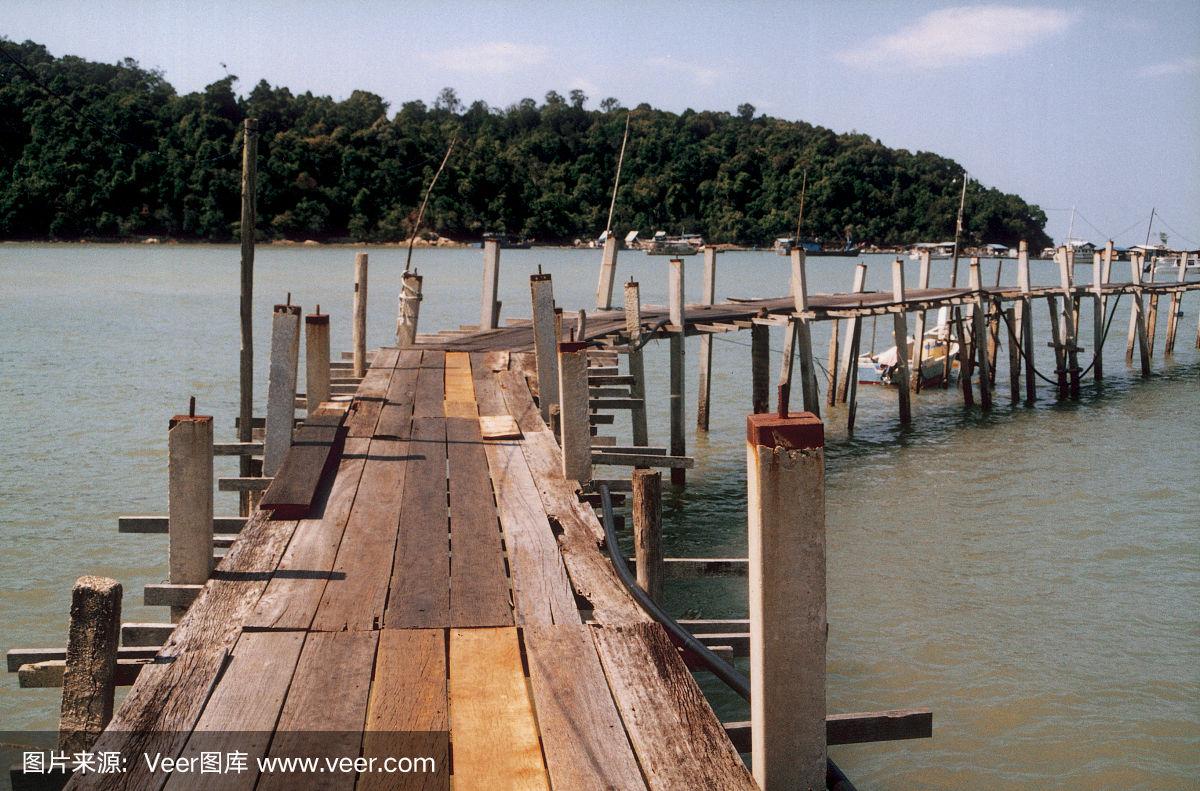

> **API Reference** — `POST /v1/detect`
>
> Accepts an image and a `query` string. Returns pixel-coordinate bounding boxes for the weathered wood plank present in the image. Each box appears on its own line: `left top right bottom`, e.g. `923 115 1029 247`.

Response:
312 437 409 631
448 628 549 791
257 630 378 791
446 416 513 627
384 417 450 628
412 351 446 418
590 622 755 790
361 629 449 791
374 350 420 438
259 412 347 519
524 624 646 790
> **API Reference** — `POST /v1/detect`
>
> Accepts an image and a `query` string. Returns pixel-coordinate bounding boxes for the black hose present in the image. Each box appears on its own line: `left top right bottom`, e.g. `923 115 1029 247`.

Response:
597 484 858 791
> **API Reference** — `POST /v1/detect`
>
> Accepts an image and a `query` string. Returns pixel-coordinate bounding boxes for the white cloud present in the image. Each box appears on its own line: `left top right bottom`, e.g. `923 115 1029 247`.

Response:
838 5 1074 70
423 41 549 75
645 56 721 87
1137 56 1200 78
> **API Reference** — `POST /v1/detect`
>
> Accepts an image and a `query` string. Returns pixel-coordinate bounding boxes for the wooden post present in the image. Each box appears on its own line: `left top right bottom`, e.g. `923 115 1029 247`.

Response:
531 274 559 423
746 412 825 791
1046 295 1068 399
751 310 770 415
238 118 258 489
558 342 592 483
304 309 330 416
595 232 620 310
891 259 913 424
169 408 213 620
352 252 369 378
1018 241 1036 403
624 280 650 446
824 319 840 408
1127 253 1152 376
1091 248 1105 380
790 249 820 417
264 303 301 477
632 469 663 602
575 308 587 342
911 249 931 391
1055 250 1080 399
987 257 1004 384
1006 307 1020 403
697 248 717 431
836 264 868 407
969 260 993 409
395 270 423 347
1146 292 1160 357
481 238 501 330
668 258 686 486
59 576 122 755
1164 243 1186 355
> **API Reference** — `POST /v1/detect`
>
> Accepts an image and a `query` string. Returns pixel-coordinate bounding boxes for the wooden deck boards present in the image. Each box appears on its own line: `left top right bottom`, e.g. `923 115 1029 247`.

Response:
77 345 750 791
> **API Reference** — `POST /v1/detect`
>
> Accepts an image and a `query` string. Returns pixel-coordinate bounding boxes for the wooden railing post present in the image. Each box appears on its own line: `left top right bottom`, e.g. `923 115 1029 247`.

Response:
891 259 913 423
632 469 663 602
481 238 501 330
264 302 301 477
696 247 717 431
304 308 330 415
353 252 368 378
531 273 559 423
624 280 650 446
746 412 825 791
59 576 122 755
668 258 686 486
558 342 592 483
395 270 423 347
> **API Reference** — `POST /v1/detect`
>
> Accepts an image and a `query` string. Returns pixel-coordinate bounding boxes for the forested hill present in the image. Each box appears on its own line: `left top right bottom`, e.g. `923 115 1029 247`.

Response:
0 40 1052 248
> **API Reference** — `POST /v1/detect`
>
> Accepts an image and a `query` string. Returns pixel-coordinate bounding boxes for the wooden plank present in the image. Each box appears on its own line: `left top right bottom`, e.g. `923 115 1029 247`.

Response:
259 412 347 519
247 437 369 630
374 350 421 438
345 361 396 439
591 451 694 468
257 630 378 791
384 417 450 628
590 622 756 790
447 416 513 627
412 350 446 418
361 629 449 791
163 630 306 791
449 628 549 791
481 427 577 626
312 437 409 631
470 352 510 416
524 624 646 790
70 511 301 791
479 414 521 439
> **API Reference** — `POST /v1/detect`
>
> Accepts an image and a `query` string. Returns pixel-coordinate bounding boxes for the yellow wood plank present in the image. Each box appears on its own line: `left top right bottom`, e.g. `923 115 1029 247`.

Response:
478 415 521 440
449 627 549 791
444 351 478 417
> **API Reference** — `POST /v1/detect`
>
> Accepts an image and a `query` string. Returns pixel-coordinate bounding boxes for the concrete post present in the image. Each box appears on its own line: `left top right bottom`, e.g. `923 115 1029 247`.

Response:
481 239 501 330
304 309 330 415
530 273 559 423
558 342 592 483
59 576 122 755
263 303 301 477
595 233 620 310
168 410 214 600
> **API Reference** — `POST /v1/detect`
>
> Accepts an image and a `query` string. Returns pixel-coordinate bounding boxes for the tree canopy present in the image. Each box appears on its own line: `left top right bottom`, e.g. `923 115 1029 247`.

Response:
0 39 1052 248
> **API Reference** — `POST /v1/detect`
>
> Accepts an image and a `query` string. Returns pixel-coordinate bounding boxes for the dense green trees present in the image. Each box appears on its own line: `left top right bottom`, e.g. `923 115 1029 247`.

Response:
0 39 1052 248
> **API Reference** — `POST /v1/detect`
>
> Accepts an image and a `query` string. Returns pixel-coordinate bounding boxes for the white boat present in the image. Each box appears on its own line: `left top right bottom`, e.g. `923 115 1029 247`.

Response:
646 230 702 256
908 241 955 260
858 308 959 387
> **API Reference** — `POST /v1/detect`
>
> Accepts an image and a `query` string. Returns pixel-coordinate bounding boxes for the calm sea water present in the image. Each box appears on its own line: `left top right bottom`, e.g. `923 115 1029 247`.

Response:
1 244 1197 789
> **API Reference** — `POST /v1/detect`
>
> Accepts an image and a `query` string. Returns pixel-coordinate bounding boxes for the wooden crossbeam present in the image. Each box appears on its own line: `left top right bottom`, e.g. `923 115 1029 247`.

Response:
143 583 202 608
118 516 247 533
591 451 694 469
723 708 933 751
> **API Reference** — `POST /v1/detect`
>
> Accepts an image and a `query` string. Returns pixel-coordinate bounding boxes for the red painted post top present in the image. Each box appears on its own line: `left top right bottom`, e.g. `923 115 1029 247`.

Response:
169 414 213 429
305 313 329 325
746 412 823 450
558 341 589 353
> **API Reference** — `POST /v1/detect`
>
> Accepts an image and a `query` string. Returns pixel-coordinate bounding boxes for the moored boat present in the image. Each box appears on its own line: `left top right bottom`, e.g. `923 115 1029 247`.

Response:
646 230 702 255
858 308 959 387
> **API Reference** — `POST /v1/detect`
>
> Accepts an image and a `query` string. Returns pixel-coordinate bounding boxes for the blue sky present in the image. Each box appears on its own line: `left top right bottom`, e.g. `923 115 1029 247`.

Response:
3 0 1198 246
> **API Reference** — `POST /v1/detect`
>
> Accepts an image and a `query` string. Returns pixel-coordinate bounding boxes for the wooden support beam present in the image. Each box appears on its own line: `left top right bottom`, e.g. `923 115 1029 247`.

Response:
1018 242 1036 403
395 270 423 347
353 252 368 377
1126 253 1152 376
1046 295 1069 399
839 264 868 432
632 470 663 602
891 259 913 424
8 645 159 672
911 250 931 392
969 260 993 409
697 247 717 432
591 452 694 468
143 583 202 608
668 258 686 487
213 441 263 456
723 708 933 752
1006 307 1020 403
751 312 770 415
824 318 839 408
19 659 145 689
1055 250 1081 399
304 310 331 416
59 576 122 754
218 476 272 492
595 232 620 310
168 411 213 622
480 239 501 330
529 273 559 424
264 303 301 477
747 412 826 790
1092 246 1107 380
120 622 174 647
791 249 820 416
119 515 246 533
558 342 592 483
625 299 651 441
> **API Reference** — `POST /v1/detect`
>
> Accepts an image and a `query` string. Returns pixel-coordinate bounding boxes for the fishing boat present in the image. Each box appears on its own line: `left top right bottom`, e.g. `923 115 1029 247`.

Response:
774 238 861 257
858 308 959 386
646 230 702 255
908 241 956 260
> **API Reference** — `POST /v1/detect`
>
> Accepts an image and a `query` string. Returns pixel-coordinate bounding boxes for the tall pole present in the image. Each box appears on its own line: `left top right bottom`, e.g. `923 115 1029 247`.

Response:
950 173 968 287
793 170 808 243
238 118 258 480
605 112 631 234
